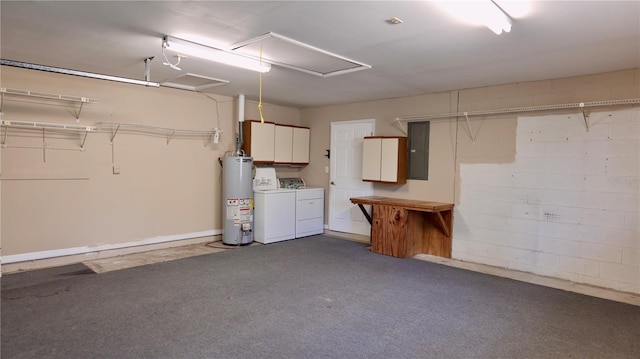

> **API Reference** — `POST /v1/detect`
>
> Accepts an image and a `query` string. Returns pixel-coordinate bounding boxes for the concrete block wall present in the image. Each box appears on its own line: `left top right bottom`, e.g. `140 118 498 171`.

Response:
454 108 640 293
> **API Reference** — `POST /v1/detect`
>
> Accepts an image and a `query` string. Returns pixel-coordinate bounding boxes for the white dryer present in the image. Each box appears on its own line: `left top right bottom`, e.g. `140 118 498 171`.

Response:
280 178 325 238
294 187 324 238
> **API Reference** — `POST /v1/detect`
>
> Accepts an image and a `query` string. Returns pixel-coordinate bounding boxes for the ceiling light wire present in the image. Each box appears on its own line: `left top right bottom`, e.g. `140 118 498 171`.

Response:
161 39 182 71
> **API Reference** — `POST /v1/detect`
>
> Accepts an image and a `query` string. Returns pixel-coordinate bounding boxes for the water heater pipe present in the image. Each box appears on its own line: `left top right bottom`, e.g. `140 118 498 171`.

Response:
236 94 245 155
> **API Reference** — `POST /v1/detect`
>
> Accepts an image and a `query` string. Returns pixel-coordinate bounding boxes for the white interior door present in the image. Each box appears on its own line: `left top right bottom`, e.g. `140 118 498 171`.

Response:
328 119 374 235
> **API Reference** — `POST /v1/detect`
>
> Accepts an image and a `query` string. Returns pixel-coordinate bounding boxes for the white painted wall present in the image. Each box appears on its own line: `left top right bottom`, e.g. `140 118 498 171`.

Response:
455 108 639 293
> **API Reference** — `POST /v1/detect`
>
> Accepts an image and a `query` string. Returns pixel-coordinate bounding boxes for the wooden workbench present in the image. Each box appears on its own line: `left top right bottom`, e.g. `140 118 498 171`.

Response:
350 196 454 259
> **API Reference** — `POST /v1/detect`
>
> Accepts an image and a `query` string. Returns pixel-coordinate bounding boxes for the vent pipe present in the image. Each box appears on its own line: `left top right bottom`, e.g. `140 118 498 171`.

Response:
236 94 245 156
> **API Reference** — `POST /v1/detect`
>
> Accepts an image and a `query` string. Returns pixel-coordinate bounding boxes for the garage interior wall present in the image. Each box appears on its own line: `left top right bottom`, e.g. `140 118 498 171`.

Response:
1 66 638 294
0 66 301 270
300 68 639 294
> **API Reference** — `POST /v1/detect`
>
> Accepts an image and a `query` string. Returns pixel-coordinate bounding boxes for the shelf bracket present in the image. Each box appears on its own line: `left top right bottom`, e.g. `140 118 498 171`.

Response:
464 112 479 144
394 117 408 136
80 130 90 150
167 129 176 145
1 123 8 147
73 101 85 122
110 124 121 143
204 131 213 148
42 128 47 163
435 212 451 238
582 110 591 132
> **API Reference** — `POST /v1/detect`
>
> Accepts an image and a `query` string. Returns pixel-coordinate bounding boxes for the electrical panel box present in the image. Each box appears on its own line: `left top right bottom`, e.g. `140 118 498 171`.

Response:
407 121 429 180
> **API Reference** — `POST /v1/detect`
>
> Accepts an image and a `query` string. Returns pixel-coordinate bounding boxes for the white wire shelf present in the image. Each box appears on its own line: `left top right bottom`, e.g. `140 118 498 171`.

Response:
0 87 99 121
95 121 219 145
0 87 99 104
397 98 640 122
1 119 96 150
1 119 96 132
395 98 640 142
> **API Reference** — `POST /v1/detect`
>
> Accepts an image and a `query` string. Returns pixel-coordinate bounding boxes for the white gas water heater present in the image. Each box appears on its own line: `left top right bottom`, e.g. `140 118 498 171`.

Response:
221 94 254 245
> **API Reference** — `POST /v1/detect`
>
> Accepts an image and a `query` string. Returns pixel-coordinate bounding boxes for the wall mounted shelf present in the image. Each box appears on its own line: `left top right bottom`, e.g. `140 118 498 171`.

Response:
0 87 99 121
0 119 97 162
1 119 96 147
394 98 640 141
96 122 218 145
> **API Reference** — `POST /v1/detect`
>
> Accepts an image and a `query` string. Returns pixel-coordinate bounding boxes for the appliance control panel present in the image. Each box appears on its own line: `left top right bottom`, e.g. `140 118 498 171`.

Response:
279 177 306 189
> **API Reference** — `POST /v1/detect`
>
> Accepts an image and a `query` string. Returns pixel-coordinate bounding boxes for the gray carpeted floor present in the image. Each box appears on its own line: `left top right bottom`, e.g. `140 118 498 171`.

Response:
2 235 639 358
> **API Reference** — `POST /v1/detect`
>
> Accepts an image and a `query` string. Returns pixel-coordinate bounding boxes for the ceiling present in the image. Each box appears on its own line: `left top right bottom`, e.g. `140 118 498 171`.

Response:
1 1 639 109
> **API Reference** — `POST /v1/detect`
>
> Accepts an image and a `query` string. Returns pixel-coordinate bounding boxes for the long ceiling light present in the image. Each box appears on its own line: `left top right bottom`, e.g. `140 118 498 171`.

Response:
163 36 271 73
436 0 519 35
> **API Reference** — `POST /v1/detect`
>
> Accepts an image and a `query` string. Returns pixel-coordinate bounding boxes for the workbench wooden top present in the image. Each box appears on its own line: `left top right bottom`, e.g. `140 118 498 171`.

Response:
350 196 454 212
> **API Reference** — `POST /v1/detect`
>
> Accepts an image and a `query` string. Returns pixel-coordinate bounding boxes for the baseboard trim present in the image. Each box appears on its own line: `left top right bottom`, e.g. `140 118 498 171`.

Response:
1 230 221 264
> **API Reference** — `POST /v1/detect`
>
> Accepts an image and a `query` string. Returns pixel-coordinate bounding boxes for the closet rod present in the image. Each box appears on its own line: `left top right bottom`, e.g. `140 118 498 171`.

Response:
397 98 640 122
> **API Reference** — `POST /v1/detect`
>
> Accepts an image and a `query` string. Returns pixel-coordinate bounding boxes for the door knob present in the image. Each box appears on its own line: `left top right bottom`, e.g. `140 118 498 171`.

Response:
330 181 335 185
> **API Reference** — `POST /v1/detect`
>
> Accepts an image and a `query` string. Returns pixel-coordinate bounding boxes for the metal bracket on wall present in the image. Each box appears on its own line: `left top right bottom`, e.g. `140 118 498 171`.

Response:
167 129 176 145
80 130 90 150
393 117 408 136
42 128 47 162
580 103 591 132
463 112 479 144
1 122 8 147
109 124 121 143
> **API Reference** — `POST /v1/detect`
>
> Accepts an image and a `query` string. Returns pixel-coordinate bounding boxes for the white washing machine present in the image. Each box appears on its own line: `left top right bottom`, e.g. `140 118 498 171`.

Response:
253 168 296 244
253 189 296 243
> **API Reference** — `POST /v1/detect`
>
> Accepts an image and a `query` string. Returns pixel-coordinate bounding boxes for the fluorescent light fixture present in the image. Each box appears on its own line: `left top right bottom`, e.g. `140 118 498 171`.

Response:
163 36 271 73
436 0 514 35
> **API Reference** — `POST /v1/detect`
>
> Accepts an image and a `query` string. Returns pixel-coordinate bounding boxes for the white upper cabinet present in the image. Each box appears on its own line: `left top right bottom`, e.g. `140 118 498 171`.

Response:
362 136 407 184
243 121 310 165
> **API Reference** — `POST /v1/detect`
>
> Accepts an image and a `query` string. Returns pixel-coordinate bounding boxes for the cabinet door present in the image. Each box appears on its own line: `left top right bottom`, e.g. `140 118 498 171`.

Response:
292 127 310 164
274 125 293 163
244 121 274 162
362 137 382 181
380 138 400 182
